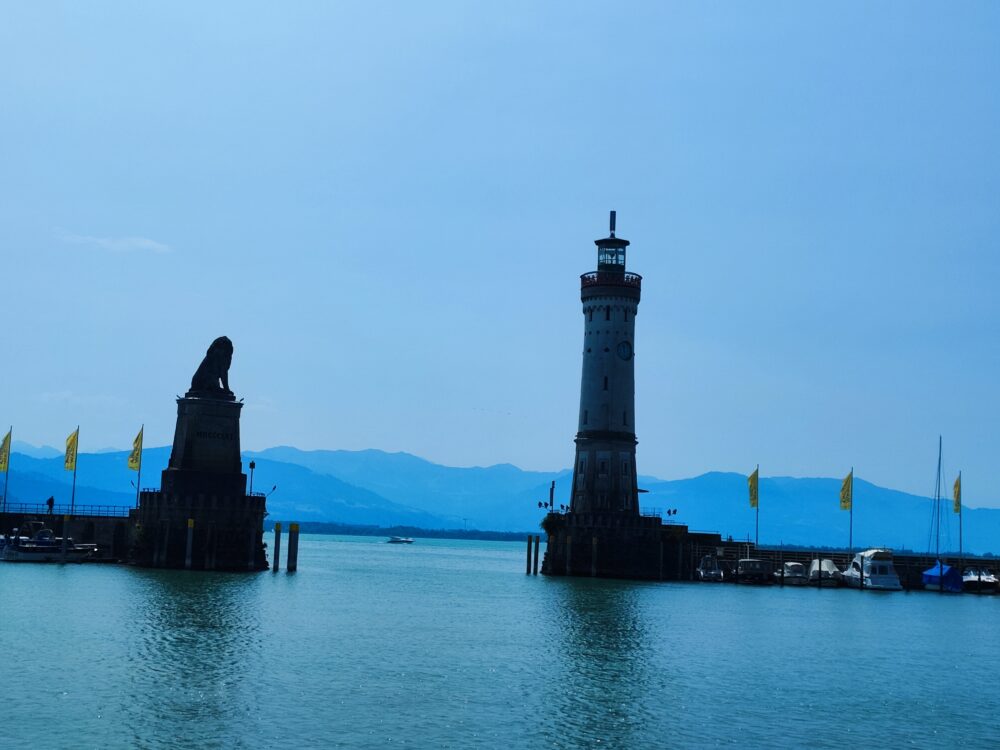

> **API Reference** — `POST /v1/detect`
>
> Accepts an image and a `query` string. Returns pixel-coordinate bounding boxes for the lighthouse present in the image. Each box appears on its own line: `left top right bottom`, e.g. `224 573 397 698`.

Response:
542 212 705 581
569 210 642 516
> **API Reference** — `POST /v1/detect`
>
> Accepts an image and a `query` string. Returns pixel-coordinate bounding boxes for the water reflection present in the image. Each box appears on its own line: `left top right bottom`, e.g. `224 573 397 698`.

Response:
122 570 264 748
539 578 655 748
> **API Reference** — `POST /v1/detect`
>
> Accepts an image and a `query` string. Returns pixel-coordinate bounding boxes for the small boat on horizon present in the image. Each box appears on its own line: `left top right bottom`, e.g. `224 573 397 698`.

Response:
386 536 414 544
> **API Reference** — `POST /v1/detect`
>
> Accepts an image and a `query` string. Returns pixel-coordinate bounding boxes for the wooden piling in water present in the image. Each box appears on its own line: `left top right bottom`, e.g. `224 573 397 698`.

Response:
273 522 282 573
532 535 540 575
591 536 598 577
525 534 532 574
60 515 69 563
185 518 194 570
287 522 299 572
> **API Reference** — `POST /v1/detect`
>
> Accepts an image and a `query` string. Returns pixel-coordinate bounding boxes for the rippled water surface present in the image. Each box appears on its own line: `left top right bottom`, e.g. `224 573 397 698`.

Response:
2 535 998 748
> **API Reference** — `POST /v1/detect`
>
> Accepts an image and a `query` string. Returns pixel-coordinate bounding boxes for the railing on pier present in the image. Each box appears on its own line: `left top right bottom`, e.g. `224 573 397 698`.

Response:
580 271 642 289
0 503 132 518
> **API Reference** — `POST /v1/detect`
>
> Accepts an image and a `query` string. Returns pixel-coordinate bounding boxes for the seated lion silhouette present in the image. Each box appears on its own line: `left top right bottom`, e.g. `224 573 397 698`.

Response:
189 336 234 397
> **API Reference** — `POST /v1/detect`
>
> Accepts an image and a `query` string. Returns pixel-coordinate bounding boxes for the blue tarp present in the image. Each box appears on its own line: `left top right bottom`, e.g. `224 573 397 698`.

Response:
922 561 963 593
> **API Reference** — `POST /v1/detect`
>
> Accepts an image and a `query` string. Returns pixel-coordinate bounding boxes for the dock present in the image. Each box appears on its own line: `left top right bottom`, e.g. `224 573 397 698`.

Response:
1 503 131 562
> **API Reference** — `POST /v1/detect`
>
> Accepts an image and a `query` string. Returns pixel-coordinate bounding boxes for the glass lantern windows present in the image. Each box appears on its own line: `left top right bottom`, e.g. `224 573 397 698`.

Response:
597 245 626 269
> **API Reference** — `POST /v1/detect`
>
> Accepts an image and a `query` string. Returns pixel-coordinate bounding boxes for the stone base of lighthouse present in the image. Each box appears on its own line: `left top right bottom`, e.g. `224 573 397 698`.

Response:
541 512 719 581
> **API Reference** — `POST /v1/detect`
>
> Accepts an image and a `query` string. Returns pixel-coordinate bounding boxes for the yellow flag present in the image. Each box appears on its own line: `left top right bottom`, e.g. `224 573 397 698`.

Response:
748 466 759 509
839 470 853 510
0 428 10 473
128 426 143 471
65 427 79 471
953 473 961 515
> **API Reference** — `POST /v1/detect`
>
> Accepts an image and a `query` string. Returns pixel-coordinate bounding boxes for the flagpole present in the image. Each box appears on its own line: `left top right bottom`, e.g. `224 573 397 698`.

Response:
958 471 963 578
70 425 79 515
754 463 759 548
1 425 10 513
849 467 853 557
135 425 143 509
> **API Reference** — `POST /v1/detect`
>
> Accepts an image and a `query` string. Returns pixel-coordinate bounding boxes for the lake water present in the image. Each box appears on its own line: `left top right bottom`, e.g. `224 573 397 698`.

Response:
1 535 998 748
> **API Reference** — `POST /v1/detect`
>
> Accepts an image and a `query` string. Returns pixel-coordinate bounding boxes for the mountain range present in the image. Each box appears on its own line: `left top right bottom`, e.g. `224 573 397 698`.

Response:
4 443 998 554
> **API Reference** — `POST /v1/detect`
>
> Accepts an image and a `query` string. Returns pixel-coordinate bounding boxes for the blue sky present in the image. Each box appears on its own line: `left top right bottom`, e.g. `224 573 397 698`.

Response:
1 2 998 504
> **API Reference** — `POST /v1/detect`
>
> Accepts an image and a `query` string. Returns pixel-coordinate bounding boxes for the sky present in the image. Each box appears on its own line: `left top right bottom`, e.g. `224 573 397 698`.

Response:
1 2 998 505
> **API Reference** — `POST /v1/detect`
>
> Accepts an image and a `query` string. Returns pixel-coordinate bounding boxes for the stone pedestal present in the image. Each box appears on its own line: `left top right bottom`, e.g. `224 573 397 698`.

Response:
541 512 694 581
131 395 267 571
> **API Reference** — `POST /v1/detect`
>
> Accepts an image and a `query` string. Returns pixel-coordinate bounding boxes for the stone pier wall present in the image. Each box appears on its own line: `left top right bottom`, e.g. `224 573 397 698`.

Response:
131 490 267 571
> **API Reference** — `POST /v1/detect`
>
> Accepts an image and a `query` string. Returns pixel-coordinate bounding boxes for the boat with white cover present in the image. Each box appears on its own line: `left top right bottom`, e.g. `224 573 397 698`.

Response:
842 549 902 591
808 558 842 587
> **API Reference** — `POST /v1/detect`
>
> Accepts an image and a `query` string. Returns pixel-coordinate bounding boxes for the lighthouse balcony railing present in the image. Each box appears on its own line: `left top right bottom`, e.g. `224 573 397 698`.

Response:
581 271 642 289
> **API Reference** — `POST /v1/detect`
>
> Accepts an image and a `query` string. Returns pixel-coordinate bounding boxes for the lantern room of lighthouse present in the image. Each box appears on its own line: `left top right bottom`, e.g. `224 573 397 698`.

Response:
569 211 643 517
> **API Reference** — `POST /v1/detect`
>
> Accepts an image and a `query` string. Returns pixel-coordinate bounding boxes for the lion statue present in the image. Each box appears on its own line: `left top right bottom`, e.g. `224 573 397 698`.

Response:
188 336 235 398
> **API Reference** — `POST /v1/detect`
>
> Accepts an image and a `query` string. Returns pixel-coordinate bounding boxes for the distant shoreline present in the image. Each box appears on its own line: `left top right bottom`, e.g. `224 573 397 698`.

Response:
264 520 535 542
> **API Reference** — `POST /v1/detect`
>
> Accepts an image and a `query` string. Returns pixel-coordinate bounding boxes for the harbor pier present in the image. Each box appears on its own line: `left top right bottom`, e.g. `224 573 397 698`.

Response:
0 503 130 562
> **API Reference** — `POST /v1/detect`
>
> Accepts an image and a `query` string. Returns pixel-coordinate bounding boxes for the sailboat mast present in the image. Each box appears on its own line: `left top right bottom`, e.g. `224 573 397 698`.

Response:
935 436 942 593
958 470 963 577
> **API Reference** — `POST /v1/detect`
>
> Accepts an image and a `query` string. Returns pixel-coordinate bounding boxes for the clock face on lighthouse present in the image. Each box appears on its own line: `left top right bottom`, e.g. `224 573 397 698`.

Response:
617 341 633 360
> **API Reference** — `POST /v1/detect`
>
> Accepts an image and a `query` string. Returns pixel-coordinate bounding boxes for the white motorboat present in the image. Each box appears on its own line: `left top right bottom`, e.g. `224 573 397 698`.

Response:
808 558 842 587
962 567 998 594
842 549 902 591
1 528 96 563
386 536 414 544
773 561 808 586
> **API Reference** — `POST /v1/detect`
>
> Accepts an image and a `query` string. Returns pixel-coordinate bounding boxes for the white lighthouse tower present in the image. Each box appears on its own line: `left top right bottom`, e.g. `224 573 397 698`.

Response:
569 211 642 516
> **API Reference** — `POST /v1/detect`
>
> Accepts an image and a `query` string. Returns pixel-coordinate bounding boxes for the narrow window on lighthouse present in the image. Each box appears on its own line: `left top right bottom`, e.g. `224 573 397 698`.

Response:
583 410 588 425
588 309 593 322
603 376 608 391
623 411 628 426
605 306 611 321
624 308 629 322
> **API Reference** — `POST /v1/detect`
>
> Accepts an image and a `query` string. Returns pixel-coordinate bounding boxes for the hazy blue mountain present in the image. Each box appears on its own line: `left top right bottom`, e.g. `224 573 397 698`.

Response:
10 440 61 459
250 446 571 532
642 472 998 555
5 448 452 528
6 443 1000 552
251 448 1000 552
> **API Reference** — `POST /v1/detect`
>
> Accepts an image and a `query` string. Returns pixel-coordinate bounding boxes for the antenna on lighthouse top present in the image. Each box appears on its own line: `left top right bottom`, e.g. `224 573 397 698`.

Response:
609 210 617 238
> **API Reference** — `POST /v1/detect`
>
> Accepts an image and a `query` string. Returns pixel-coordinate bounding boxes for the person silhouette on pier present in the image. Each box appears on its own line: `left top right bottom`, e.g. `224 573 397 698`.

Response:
46 496 54 515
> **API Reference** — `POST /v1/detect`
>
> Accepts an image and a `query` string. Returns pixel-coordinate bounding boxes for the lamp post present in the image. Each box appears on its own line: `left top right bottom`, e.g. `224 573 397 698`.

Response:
249 460 256 495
